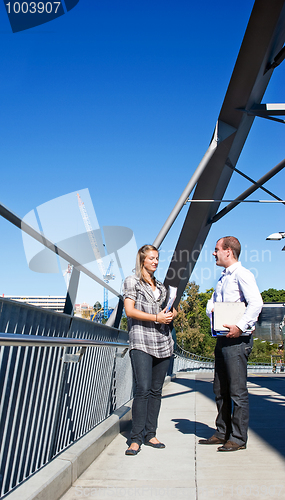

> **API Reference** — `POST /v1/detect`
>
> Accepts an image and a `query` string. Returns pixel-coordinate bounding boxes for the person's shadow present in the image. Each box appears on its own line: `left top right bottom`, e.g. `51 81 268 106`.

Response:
171 375 285 458
172 418 214 439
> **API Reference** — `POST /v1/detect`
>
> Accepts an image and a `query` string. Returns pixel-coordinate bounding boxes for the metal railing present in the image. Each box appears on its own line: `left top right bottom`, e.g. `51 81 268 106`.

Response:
0 298 217 497
175 344 214 363
0 332 129 349
0 297 132 498
247 361 275 373
0 297 277 497
174 344 214 371
175 343 277 374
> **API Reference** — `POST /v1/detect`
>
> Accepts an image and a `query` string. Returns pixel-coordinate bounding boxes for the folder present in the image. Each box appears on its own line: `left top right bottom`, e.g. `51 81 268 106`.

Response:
165 286 177 312
213 302 251 336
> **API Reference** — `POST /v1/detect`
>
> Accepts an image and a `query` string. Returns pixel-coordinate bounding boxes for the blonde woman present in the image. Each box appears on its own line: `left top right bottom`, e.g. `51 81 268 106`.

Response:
123 245 177 455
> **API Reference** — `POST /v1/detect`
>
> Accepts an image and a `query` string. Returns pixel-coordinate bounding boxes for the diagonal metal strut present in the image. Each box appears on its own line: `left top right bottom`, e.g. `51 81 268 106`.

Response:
209 158 285 224
225 159 284 202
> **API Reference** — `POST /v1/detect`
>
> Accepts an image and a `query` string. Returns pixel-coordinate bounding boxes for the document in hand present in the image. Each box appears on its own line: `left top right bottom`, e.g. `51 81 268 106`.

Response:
213 302 248 335
165 286 177 312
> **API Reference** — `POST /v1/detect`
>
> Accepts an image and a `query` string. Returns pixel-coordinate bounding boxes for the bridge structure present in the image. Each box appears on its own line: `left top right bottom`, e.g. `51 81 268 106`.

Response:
0 1 285 499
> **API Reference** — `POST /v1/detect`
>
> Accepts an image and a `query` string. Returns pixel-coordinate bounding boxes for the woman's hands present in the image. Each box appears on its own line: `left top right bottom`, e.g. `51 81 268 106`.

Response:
156 308 174 324
124 299 177 325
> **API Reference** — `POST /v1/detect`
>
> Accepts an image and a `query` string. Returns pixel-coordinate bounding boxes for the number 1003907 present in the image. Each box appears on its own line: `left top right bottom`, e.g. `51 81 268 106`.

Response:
6 2 62 14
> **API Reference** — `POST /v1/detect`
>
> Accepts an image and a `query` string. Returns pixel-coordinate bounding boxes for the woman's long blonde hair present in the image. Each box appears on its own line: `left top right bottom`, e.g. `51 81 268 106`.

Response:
135 244 159 282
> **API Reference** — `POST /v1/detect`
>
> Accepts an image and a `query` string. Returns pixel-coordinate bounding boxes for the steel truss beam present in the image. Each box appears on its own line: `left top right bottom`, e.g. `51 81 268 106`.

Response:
158 0 285 306
238 103 285 123
0 202 123 302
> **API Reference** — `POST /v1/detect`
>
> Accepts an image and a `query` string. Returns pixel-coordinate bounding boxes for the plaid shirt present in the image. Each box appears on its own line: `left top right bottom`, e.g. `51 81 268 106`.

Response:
123 274 174 358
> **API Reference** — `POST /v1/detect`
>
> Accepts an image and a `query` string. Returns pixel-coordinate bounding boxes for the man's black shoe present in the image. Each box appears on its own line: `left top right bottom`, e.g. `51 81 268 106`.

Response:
218 440 246 452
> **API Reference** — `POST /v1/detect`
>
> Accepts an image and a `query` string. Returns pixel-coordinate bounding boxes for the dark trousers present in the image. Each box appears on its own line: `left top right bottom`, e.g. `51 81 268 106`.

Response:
213 336 253 446
130 349 170 446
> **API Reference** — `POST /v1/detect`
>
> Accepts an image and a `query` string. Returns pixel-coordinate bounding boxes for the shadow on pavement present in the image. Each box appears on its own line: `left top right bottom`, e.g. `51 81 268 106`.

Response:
169 373 285 458
247 376 285 458
172 417 213 439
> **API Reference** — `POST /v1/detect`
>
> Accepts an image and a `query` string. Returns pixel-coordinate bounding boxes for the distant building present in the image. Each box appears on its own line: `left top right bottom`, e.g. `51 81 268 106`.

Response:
255 302 285 343
3 295 66 313
74 302 94 316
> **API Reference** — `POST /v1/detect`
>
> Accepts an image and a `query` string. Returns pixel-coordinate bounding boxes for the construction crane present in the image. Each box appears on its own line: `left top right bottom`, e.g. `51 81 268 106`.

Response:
63 263 73 288
77 193 115 320
103 259 114 318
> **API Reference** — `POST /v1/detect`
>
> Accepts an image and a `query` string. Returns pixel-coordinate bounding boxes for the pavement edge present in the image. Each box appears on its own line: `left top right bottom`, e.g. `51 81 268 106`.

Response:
5 376 175 500
4 402 132 500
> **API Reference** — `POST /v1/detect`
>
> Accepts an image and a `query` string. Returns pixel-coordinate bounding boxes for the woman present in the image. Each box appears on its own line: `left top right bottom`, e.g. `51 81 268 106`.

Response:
123 244 177 455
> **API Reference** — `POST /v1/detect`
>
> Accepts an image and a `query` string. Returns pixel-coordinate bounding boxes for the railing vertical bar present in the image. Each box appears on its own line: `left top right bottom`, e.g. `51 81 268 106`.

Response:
2 346 24 493
35 346 61 469
15 346 37 486
42 347 64 463
10 346 33 489
86 348 102 429
24 346 47 477
48 360 69 459
0 347 15 496
70 348 89 438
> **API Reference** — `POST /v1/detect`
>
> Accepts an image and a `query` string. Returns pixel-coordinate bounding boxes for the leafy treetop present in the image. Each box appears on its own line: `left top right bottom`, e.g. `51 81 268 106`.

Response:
261 288 285 303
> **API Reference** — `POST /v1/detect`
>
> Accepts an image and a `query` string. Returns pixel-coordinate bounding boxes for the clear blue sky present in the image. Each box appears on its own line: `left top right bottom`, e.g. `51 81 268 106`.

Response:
0 0 284 306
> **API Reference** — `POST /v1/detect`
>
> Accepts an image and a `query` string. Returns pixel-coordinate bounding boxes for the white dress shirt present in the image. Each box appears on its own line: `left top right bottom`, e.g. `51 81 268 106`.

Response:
206 261 263 333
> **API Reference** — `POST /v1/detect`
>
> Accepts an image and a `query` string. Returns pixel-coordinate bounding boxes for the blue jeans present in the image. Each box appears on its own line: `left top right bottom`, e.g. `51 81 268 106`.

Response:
130 349 170 446
213 336 253 446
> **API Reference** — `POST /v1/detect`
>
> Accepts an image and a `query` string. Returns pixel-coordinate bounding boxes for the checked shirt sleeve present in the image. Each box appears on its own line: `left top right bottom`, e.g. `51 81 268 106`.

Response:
122 275 138 302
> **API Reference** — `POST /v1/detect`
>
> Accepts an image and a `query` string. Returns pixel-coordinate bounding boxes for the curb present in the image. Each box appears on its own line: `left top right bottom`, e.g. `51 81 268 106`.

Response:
5 375 174 500
5 402 132 500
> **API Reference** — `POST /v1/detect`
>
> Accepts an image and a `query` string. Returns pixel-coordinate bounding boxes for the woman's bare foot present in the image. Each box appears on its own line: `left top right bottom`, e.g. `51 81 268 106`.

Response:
128 442 140 451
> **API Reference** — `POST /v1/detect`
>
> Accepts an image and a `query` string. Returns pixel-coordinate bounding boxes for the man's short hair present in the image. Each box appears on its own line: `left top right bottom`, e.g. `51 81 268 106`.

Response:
219 236 241 260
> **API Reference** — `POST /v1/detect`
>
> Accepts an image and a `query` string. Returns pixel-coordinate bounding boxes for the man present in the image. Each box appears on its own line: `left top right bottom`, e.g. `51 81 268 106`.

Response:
199 236 263 451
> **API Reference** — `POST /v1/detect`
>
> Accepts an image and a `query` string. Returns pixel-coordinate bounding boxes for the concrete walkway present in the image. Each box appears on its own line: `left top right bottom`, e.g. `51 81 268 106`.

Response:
60 372 285 500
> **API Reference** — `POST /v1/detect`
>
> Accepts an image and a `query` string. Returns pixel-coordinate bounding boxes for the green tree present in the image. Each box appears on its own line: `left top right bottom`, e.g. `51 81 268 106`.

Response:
93 301 102 311
249 338 279 364
261 288 285 303
173 283 283 362
174 282 214 354
197 288 216 356
120 316 128 331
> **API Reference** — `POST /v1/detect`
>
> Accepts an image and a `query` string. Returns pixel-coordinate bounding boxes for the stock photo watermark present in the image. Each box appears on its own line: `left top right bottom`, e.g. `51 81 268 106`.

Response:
158 245 272 265
74 486 187 498
199 484 284 498
3 0 80 33
73 484 283 498
155 245 272 284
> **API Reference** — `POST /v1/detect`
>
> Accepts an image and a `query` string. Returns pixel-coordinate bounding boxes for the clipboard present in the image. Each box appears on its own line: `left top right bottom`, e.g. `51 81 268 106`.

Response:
165 286 177 312
212 302 251 336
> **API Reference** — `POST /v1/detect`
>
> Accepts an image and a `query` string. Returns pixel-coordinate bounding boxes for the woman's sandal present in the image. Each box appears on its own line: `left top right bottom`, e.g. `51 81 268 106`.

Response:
125 445 141 456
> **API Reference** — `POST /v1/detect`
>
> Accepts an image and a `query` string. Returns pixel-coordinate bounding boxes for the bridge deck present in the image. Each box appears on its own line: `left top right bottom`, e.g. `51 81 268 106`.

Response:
60 372 285 500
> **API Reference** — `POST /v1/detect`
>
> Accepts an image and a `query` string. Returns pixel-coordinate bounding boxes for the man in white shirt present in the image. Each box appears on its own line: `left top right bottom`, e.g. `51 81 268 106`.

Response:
199 236 263 451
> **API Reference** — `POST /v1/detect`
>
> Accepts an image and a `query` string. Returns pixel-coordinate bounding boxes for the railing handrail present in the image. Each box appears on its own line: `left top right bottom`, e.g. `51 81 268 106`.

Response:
176 343 278 368
175 344 214 363
1 333 276 365
248 361 273 367
0 332 129 349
